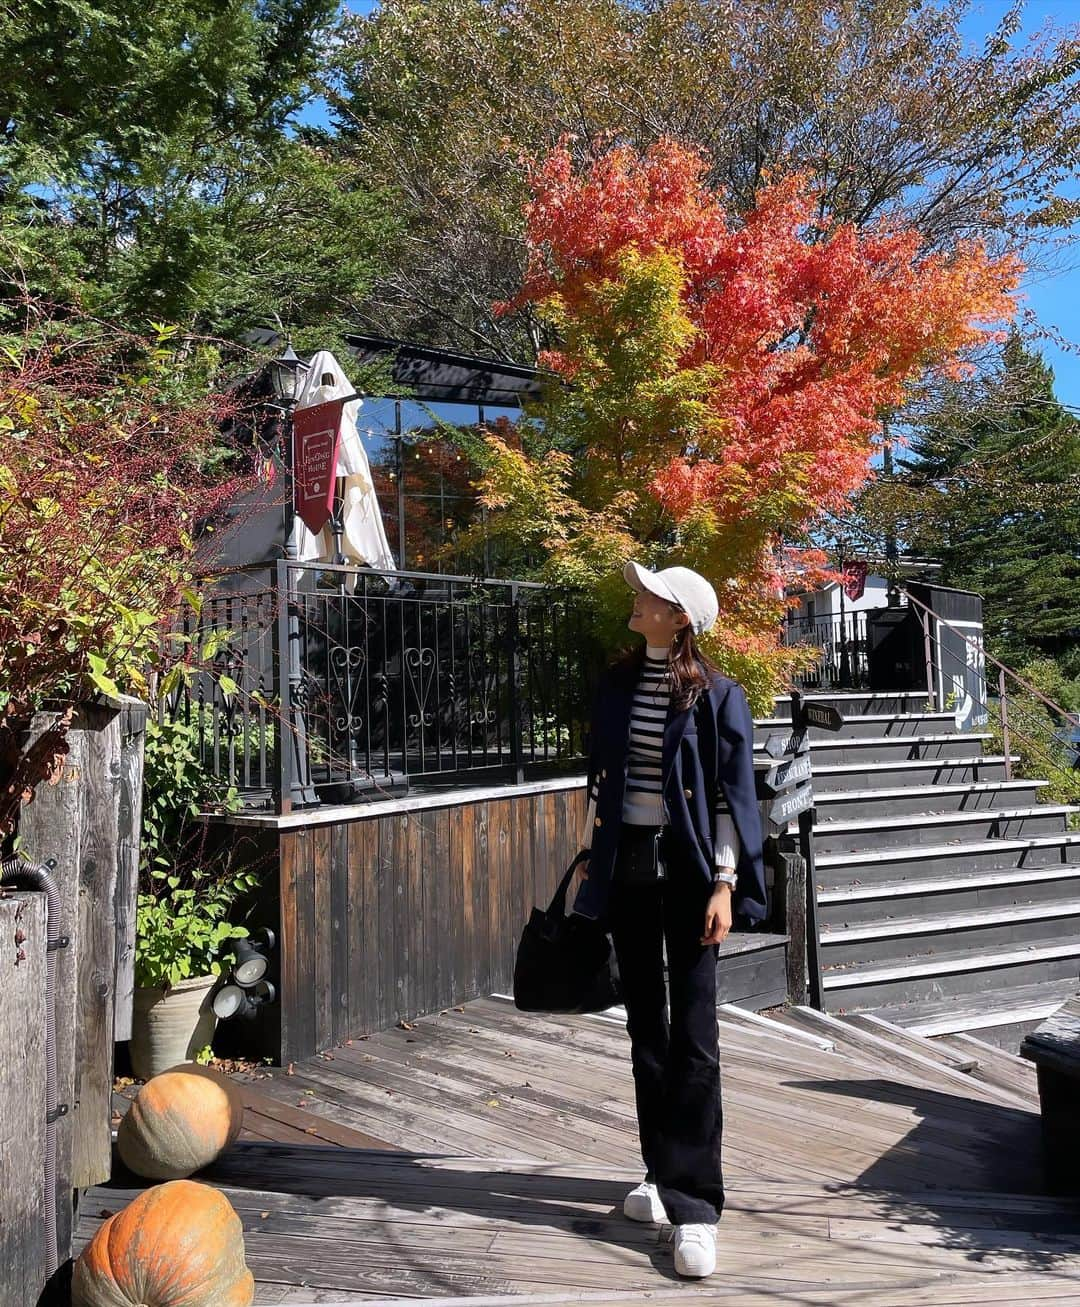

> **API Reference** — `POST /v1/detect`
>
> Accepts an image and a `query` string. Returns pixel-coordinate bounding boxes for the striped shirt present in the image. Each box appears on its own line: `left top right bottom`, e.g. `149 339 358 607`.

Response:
584 646 741 869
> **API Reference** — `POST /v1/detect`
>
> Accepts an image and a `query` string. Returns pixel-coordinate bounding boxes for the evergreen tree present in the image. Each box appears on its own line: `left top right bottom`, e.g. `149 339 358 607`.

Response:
889 335 1080 667
0 0 393 347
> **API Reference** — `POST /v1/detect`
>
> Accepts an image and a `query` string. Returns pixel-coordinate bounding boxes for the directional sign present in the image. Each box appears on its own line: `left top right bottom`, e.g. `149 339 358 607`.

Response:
761 751 812 797
762 732 790 760
769 782 814 826
798 701 844 733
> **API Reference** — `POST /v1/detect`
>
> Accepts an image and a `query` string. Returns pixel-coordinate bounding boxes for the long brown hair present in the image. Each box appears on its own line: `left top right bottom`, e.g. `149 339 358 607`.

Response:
611 606 720 711
668 624 720 710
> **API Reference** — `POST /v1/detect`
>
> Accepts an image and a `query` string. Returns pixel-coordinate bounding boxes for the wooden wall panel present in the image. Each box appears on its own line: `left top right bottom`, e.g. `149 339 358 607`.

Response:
377 815 396 1033
329 822 349 1046
432 805 451 1011
275 785 591 1063
312 824 333 1053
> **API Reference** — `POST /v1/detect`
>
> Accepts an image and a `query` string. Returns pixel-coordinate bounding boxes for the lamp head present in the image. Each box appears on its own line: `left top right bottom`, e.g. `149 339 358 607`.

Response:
213 979 276 1021
232 936 270 986
268 342 308 404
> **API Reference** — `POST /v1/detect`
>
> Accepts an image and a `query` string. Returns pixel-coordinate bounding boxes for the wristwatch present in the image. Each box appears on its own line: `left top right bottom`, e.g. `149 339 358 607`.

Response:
712 868 738 889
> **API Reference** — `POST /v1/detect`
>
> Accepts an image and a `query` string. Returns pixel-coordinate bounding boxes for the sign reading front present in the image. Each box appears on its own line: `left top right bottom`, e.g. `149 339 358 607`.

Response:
292 398 345 534
770 782 813 825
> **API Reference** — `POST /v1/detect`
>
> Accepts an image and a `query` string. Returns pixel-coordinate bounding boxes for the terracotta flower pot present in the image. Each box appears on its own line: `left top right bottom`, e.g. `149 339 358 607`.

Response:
130 975 217 1081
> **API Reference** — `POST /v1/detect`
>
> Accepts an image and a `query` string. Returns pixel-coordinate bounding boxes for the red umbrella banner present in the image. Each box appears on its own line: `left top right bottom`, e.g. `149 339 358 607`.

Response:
292 398 345 534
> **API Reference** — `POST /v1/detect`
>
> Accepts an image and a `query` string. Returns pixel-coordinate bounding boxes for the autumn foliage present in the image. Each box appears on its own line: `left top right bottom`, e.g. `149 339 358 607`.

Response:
0 314 247 831
478 139 1021 702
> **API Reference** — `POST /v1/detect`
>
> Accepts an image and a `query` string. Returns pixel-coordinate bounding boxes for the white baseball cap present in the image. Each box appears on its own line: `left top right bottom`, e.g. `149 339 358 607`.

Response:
623 560 719 635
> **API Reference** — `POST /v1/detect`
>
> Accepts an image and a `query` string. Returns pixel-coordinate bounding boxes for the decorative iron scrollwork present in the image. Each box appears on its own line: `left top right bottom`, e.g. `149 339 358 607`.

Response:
404 646 437 729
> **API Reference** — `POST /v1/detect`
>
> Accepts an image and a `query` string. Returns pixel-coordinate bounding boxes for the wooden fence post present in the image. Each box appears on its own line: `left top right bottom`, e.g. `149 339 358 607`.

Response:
114 699 148 1042
768 834 807 1006
17 695 144 1255
0 892 47 1305
18 710 81 1261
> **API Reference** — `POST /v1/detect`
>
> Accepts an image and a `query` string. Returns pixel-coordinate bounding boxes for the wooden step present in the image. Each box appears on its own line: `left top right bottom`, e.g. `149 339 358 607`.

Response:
816 832 1080 881
813 804 1077 853
840 1013 979 1073
714 1002 835 1052
811 755 1012 791
754 711 958 740
818 860 1080 924
819 896 1080 964
932 1031 1040 1102
771 691 935 718
813 778 1047 820
864 977 1080 1041
763 1006 1034 1110
822 934 1080 1010
756 731 993 766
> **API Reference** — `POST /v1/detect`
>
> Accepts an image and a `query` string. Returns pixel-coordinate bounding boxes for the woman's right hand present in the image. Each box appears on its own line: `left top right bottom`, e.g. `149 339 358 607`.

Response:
564 858 590 916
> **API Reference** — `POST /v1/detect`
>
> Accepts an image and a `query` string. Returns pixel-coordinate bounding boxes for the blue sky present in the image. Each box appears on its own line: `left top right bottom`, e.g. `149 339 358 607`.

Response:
307 0 1079 408
958 2 1080 410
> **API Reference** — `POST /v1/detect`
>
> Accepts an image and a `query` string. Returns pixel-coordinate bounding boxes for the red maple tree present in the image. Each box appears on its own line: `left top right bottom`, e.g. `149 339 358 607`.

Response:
485 139 1021 696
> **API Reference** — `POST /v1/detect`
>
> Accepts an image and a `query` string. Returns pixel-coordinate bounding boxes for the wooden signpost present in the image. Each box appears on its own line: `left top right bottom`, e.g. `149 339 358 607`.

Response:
759 690 844 1010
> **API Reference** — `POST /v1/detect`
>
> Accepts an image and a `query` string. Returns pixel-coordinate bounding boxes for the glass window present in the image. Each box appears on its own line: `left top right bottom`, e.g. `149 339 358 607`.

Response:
354 396 529 574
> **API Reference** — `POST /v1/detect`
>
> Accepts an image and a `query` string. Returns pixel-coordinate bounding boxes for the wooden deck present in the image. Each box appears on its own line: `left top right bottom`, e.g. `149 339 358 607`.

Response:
83 996 1080 1305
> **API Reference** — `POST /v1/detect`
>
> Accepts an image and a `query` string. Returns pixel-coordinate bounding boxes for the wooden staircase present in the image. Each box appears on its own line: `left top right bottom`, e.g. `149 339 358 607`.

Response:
755 691 1080 1051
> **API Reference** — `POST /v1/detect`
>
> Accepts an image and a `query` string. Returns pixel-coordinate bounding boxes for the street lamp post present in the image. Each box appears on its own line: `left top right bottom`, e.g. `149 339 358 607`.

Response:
267 342 319 810
882 417 901 607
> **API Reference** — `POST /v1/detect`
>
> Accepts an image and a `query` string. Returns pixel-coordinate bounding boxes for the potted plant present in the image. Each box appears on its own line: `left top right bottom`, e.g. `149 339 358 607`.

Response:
129 714 258 1079
130 872 254 1079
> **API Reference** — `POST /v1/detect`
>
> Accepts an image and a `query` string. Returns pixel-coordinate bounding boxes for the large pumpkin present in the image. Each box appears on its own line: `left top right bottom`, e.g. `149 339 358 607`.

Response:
116 1063 244 1179
72 1179 254 1307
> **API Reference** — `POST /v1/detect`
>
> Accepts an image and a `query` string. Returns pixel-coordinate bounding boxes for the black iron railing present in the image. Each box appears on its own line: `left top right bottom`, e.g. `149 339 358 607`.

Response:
162 563 600 813
782 612 869 690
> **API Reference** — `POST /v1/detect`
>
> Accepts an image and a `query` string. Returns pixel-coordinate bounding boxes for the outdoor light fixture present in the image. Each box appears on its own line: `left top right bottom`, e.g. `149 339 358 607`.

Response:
212 979 276 1022
268 341 309 405
232 936 272 986
222 927 276 988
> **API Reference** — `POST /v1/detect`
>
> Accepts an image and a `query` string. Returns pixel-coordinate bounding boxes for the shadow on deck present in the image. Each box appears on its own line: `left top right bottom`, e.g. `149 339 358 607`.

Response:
83 996 1080 1305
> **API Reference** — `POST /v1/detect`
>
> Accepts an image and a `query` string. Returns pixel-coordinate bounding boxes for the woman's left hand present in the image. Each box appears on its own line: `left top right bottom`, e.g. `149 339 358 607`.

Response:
701 886 733 946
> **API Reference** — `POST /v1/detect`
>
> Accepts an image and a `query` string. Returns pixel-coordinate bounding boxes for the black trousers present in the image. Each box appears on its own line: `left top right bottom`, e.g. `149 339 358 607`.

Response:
608 823 724 1225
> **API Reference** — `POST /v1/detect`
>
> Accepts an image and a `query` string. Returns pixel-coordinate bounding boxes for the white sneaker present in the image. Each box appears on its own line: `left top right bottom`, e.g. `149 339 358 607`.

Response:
674 1223 716 1278
623 1180 666 1224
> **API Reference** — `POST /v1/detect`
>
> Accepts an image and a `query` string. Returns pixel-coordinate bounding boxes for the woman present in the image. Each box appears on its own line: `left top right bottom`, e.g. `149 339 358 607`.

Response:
568 560 767 1279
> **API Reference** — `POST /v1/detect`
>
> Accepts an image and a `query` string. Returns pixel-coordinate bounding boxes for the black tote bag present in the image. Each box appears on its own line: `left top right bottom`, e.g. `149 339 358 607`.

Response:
513 851 621 1014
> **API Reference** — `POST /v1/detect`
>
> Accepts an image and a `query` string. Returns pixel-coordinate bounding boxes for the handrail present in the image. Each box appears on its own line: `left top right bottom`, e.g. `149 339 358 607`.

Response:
902 587 1075 725
196 559 551 589
901 587 1077 793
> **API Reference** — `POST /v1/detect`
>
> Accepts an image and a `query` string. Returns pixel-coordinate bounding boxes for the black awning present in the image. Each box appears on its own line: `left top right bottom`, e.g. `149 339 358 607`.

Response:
345 333 546 406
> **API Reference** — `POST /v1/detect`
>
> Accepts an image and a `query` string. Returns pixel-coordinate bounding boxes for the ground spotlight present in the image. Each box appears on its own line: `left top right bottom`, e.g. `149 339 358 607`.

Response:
213 979 276 1021
228 927 276 987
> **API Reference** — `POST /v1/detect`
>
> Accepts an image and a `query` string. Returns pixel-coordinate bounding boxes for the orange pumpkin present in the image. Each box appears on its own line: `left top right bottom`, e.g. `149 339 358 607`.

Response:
116 1063 244 1179
71 1179 254 1307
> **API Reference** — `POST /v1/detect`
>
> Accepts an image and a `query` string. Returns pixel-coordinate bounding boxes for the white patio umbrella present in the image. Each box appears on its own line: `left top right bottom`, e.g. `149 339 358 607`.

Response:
287 350 397 573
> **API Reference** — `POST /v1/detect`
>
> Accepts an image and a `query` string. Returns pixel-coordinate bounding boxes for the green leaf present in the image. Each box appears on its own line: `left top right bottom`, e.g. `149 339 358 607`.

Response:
86 652 120 698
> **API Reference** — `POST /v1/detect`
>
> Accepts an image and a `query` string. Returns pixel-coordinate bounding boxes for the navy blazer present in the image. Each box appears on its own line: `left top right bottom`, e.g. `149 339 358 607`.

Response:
571 652 768 928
